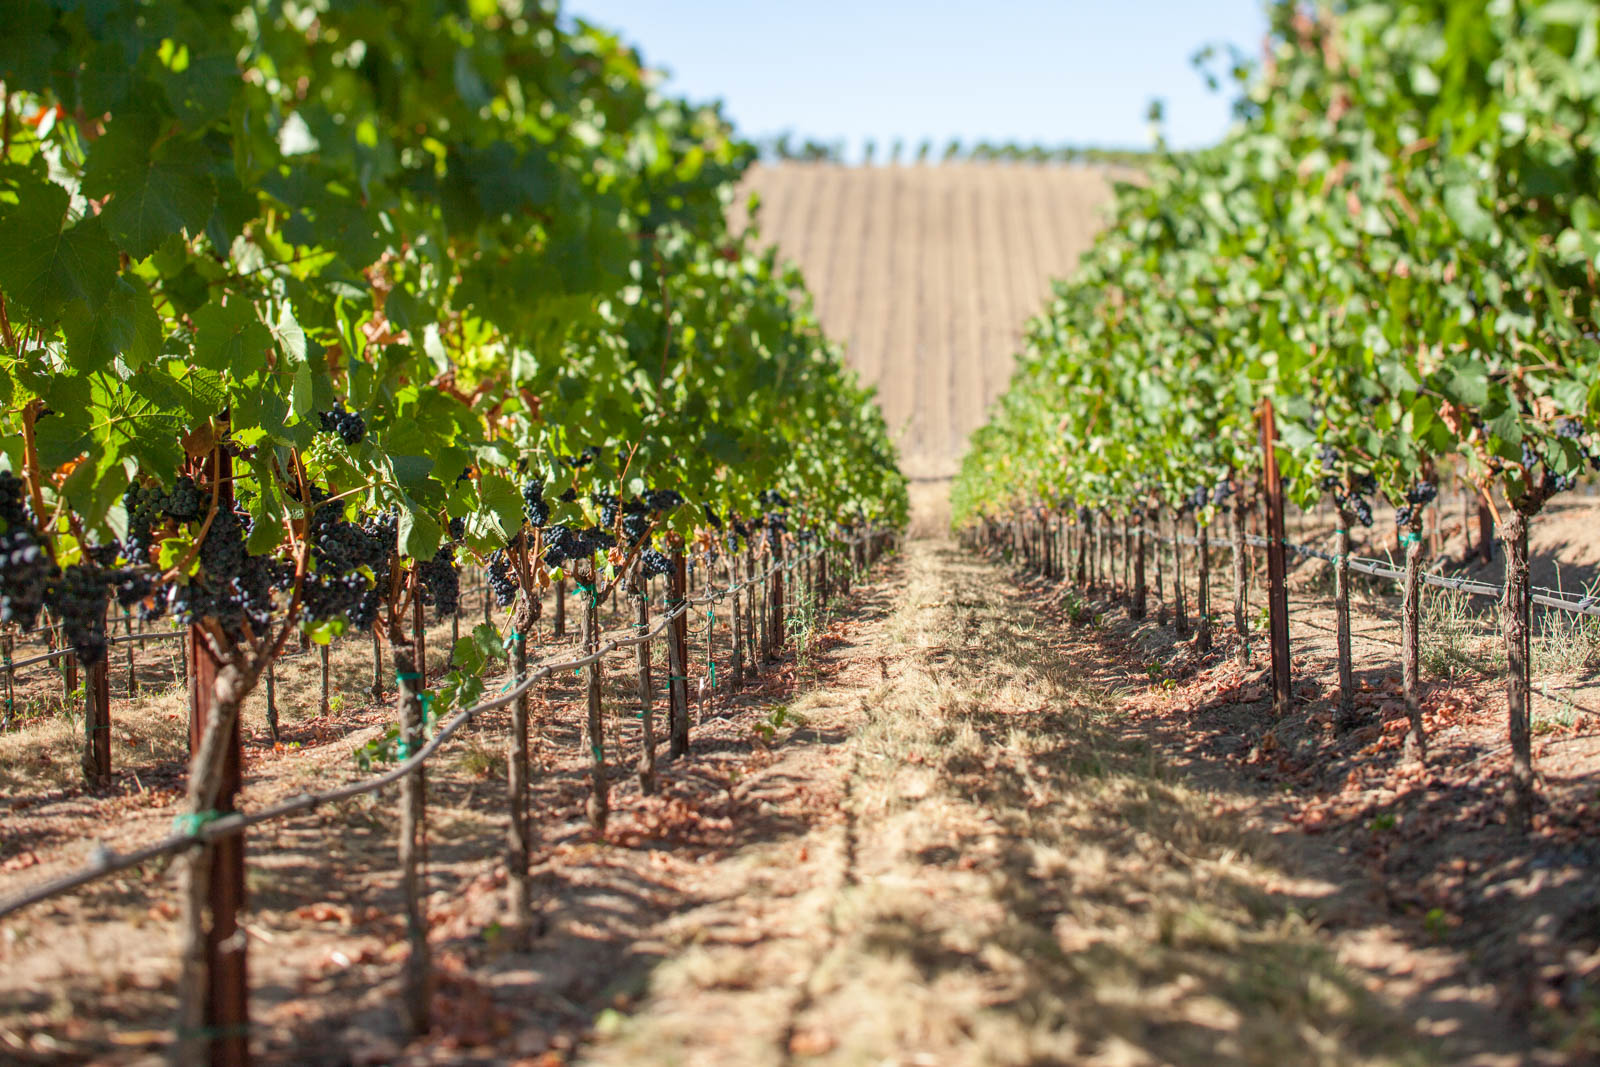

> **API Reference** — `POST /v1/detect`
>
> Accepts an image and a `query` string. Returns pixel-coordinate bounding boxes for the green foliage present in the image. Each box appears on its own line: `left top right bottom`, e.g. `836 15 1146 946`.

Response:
0 1 907 662
954 0 1600 532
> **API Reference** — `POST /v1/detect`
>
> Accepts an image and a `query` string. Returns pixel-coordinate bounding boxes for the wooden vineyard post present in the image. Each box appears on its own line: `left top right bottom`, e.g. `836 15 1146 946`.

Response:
744 544 760 673
770 537 786 657
1501 509 1536 832
2 634 14 730
505 612 533 937
1132 514 1147 619
1232 480 1250 666
817 540 829 615
1172 512 1188 636
265 660 278 744
82 632 111 788
318 643 330 716
370 629 384 702
1401 508 1427 762
554 576 566 638
579 567 608 833
1075 510 1089 587
61 625 75 708
667 549 690 759
632 562 657 794
394 646 431 1036
726 550 744 689
1477 493 1495 566
1121 517 1131 598
124 606 136 697
1258 399 1293 716
175 444 248 1067
1196 515 1212 652
1333 513 1357 731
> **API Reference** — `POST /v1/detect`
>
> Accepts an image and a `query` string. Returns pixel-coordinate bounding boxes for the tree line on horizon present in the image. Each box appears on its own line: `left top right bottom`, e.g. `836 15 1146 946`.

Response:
754 133 1156 168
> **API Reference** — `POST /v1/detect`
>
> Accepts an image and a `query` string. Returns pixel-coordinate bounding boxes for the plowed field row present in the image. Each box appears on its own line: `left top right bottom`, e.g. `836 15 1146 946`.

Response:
738 164 1115 506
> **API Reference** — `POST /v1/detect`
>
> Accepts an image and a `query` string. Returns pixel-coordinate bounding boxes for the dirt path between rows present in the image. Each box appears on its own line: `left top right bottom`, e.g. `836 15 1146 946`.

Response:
1 539 1546 1064
578 539 1532 1067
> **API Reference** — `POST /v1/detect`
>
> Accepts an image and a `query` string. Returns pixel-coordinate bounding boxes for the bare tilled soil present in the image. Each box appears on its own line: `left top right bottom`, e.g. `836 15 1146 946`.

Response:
3 529 1592 1064
737 164 1117 532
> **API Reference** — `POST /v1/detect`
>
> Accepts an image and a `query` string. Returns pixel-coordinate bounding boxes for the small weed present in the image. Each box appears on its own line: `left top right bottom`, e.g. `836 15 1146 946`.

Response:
456 734 503 778
328 693 346 715
1368 812 1397 833
752 704 806 744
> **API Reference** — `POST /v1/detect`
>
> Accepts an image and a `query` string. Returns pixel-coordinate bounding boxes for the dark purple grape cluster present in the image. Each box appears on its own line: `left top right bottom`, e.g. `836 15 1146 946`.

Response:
644 489 683 512
1555 417 1585 440
419 546 459 618
298 500 394 629
1182 486 1208 512
487 549 518 606
1 472 55 629
319 405 366 446
1406 481 1437 507
558 487 578 503
1211 480 1233 506
563 446 601 469
760 489 789 509
448 516 465 541
523 479 548 527
162 476 203 522
1317 444 1338 472
1334 487 1375 528
52 564 110 666
123 483 165 558
640 548 673 578
592 490 620 527
703 504 723 530
622 507 651 546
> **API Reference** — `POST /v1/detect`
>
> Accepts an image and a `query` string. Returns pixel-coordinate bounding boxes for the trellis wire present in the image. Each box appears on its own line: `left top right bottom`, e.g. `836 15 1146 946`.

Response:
0 535 861 921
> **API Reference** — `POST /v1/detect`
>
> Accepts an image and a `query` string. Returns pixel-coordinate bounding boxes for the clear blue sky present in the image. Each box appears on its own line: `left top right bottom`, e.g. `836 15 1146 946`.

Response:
567 1 1269 154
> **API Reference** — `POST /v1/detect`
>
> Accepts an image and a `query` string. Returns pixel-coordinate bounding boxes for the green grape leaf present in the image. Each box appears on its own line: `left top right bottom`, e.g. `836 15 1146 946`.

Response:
81 111 217 260
192 299 273 376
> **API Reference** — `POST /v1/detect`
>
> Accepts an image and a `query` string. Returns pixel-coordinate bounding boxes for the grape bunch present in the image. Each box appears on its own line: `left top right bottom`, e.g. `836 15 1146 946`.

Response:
448 516 466 541
1335 490 1375 528
1317 443 1339 472
123 484 167 559
1555 417 1585 440
319 405 366 446
644 489 683 512
522 479 548 528
591 489 620 528
0 473 55 629
1211 480 1233 506
564 446 601 469
558 487 578 503
52 564 111 666
760 489 789 509
487 549 518 607
162 476 203 522
703 504 723 530
621 500 651 546
544 524 582 565
1183 486 1208 512
1406 481 1437 507
419 546 460 619
640 547 673 579
182 506 279 634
